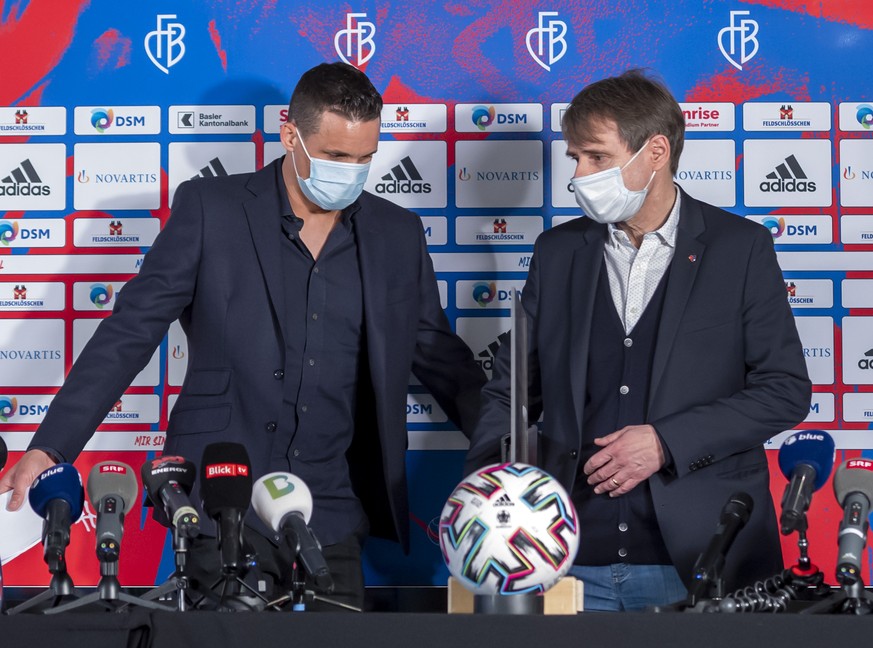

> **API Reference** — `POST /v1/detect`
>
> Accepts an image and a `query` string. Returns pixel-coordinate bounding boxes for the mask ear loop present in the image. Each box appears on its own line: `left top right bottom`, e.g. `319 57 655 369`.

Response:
621 138 655 192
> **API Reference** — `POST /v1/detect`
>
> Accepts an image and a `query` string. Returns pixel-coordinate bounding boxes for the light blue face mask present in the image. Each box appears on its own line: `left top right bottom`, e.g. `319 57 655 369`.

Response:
292 130 371 211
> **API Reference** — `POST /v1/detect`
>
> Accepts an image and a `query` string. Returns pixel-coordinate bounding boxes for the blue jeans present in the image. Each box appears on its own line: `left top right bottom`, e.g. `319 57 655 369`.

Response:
568 563 687 611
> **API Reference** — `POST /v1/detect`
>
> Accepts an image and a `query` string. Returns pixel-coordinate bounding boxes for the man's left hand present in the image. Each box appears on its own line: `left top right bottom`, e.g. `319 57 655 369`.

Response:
584 424 665 497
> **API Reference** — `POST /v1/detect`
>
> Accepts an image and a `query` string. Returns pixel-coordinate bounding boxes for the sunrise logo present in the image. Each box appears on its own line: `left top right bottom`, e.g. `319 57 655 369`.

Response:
472 282 497 307
0 396 17 422
856 104 873 130
762 216 786 238
471 105 496 131
90 283 115 309
0 221 20 246
90 108 115 133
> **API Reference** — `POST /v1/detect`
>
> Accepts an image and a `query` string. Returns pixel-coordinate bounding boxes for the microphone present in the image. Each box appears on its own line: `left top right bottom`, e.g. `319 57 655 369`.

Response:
778 431 835 534
140 456 200 538
86 462 138 562
0 435 7 470
688 492 754 603
200 443 252 578
28 464 84 567
833 458 873 585
252 472 334 593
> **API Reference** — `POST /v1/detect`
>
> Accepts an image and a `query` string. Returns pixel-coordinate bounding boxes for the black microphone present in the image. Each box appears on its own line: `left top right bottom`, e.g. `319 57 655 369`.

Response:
200 443 252 578
251 472 334 593
688 492 754 603
0 435 7 471
777 431 835 534
86 462 138 563
141 455 200 538
833 458 873 585
28 464 84 568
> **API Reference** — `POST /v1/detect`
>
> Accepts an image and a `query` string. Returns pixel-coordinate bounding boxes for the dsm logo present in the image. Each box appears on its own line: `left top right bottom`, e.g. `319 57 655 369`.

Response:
761 217 816 239
470 105 528 131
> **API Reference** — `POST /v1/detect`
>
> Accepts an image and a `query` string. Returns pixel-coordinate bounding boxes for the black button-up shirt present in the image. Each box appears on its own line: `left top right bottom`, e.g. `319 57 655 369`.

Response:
273 168 366 546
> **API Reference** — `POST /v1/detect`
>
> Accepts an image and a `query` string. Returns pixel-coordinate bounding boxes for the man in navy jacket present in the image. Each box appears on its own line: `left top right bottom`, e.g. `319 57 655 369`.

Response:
465 70 811 611
1 62 485 607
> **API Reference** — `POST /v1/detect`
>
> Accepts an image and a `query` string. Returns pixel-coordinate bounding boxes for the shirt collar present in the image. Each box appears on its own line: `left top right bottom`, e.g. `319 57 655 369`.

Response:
276 155 359 235
607 184 681 248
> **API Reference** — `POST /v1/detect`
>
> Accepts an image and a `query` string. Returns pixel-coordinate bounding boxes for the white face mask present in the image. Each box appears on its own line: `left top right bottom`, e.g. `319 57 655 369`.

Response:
292 130 371 211
571 140 654 224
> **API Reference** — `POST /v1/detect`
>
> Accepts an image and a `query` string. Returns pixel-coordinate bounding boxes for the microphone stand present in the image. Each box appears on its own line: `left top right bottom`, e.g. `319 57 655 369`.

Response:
6 550 84 614
137 528 193 611
45 556 175 614
265 563 362 613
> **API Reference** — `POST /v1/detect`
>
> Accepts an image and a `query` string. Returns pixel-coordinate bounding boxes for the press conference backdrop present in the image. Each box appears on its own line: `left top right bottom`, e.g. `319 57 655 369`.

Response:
0 0 871 588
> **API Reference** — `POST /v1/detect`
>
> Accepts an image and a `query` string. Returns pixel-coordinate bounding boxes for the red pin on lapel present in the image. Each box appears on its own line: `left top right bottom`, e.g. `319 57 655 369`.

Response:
688 254 697 263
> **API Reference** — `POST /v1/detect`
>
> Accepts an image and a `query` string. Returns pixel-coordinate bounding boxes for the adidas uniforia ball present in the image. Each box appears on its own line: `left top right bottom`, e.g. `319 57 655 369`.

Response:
440 463 579 595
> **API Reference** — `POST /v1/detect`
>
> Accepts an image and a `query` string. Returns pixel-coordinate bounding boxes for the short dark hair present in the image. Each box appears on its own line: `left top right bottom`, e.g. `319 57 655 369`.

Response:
288 62 383 135
562 69 685 175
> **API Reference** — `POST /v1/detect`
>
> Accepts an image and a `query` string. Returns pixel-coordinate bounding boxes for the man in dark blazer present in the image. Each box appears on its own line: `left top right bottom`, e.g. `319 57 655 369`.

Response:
1 63 485 607
465 70 811 611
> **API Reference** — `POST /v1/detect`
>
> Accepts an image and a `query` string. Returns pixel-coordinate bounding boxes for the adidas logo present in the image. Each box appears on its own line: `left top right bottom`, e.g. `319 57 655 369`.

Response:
493 493 514 507
374 156 431 194
192 157 229 180
0 159 51 196
759 154 817 193
859 349 873 371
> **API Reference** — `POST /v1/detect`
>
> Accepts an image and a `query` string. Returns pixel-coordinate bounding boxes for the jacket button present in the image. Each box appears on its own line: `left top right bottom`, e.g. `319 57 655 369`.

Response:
273 369 284 379
265 421 277 433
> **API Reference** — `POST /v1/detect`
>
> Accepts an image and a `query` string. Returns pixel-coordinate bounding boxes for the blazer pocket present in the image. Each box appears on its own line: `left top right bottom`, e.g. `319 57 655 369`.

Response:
715 459 768 481
168 403 231 435
386 282 417 305
680 314 738 335
184 368 232 395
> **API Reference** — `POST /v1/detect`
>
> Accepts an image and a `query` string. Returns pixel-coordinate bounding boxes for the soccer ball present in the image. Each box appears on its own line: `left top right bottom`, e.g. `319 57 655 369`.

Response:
440 462 579 595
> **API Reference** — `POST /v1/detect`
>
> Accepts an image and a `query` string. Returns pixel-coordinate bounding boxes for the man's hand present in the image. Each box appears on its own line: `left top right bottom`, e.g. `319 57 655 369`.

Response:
0 449 58 511
583 424 665 497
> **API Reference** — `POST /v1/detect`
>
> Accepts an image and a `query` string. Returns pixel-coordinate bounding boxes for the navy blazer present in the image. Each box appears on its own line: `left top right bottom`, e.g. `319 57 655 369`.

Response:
32 159 486 550
466 189 812 589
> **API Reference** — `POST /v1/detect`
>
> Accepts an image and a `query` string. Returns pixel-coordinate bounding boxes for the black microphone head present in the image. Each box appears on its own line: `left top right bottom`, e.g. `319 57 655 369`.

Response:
200 442 252 517
0 435 7 471
723 491 754 525
86 461 138 513
834 458 873 507
141 455 197 501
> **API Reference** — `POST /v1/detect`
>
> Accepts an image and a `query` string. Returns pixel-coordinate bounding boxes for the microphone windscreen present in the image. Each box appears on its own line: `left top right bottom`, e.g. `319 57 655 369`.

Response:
778 430 836 490
252 472 314 532
200 442 252 516
833 458 873 507
723 491 753 525
0 435 7 471
28 463 85 521
86 461 138 513
141 455 197 503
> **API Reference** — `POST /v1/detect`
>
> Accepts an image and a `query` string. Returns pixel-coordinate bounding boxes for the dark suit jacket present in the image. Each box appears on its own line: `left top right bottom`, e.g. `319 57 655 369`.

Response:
32 158 486 550
465 189 812 589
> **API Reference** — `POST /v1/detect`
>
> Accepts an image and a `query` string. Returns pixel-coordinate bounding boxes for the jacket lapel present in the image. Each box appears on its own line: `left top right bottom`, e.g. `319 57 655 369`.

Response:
570 223 607 434
649 190 706 406
352 202 389 390
243 160 288 342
